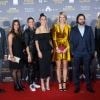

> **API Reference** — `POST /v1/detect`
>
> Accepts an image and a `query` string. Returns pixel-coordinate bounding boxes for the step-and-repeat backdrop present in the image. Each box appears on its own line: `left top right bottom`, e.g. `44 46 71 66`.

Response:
0 0 100 82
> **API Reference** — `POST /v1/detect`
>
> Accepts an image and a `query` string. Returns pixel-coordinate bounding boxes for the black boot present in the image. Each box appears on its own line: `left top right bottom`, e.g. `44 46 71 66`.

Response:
18 80 24 90
14 81 23 91
14 82 21 91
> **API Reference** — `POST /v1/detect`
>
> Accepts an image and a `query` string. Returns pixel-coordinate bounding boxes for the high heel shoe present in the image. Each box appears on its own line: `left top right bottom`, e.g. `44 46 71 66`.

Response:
62 82 67 91
41 86 46 92
41 83 46 92
46 85 50 91
46 84 50 91
46 81 50 91
63 81 68 91
58 83 63 91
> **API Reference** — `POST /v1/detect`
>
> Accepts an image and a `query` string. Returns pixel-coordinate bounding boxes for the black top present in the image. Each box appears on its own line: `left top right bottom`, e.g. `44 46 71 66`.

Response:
35 33 52 52
12 34 23 58
23 27 36 52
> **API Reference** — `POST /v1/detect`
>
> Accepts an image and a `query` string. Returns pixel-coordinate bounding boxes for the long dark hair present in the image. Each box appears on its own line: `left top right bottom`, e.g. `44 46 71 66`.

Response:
76 13 86 24
39 13 47 20
8 19 22 36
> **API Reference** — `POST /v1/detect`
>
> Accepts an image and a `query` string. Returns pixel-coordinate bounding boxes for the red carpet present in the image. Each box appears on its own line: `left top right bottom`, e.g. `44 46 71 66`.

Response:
0 81 100 100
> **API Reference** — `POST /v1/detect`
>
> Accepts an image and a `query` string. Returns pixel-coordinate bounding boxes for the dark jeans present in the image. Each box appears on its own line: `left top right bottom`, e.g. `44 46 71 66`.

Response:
73 53 92 88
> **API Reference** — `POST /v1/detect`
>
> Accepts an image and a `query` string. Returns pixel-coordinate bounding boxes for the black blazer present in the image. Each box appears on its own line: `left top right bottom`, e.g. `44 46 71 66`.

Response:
0 27 7 59
70 25 95 56
23 27 37 54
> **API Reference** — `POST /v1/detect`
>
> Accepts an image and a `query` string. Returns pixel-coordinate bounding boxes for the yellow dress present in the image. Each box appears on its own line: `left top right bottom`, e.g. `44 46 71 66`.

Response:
52 23 71 61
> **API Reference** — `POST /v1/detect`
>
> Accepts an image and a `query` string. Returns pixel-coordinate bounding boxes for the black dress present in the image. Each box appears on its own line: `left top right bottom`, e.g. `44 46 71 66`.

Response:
95 27 100 64
9 34 24 69
35 33 52 78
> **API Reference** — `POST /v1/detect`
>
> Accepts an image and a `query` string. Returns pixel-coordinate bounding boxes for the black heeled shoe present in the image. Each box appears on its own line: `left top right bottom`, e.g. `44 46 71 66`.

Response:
62 82 67 91
58 83 63 91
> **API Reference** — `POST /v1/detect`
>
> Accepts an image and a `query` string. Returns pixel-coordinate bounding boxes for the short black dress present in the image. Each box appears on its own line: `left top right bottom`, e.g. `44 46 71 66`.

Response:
9 34 24 69
35 33 52 78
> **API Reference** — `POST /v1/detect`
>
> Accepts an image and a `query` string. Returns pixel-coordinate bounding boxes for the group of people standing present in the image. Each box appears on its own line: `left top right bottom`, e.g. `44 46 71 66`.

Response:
0 12 100 94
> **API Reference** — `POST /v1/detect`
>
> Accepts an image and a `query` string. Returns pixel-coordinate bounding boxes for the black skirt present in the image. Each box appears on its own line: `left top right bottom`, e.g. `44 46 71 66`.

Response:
9 59 24 70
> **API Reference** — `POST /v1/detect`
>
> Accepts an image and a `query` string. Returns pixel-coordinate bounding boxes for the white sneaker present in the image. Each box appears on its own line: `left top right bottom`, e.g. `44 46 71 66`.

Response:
25 76 28 81
82 74 86 79
29 84 36 91
33 82 40 89
80 75 83 79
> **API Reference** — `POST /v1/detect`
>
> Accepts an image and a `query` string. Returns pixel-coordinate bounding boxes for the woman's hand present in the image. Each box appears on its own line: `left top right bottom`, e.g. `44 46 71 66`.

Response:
51 49 53 53
28 54 32 63
38 51 42 58
10 56 15 62
56 47 61 53
62 48 67 53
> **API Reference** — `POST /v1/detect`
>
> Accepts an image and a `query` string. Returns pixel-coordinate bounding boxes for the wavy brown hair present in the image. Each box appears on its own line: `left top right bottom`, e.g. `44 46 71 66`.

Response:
8 19 22 36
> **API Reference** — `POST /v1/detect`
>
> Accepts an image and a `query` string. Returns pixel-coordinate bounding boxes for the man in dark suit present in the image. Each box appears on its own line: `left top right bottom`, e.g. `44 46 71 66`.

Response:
0 27 7 93
70 14 95 93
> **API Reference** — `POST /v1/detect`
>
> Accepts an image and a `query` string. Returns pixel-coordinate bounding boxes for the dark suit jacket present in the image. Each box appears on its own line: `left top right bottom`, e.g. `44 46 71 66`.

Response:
70 25 95 57
0 27 7 59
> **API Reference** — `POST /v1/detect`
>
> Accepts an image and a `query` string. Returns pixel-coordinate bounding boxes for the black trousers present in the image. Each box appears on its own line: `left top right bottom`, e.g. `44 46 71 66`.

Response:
73 53 92 88
27 61 38 84
26 51 39 85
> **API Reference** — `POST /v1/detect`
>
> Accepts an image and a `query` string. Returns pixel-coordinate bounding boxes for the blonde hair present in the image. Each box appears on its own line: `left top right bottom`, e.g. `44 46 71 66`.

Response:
96 15 100 29
57 11 67 24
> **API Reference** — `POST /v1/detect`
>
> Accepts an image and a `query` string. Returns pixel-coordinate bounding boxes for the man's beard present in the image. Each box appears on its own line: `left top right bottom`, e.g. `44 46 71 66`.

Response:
78 21 85 25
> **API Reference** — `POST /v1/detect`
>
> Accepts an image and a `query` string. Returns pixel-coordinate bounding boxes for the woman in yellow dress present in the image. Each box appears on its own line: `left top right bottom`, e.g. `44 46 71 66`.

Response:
52 12 71 91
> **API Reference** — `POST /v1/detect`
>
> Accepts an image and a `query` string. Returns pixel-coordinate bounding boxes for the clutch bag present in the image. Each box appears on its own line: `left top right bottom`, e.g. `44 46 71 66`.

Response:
8 55 21 63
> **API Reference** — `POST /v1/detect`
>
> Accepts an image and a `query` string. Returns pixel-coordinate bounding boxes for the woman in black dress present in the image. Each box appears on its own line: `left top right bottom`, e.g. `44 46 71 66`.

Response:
95 15 100 66
35 13 52 91
8 20 24 91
